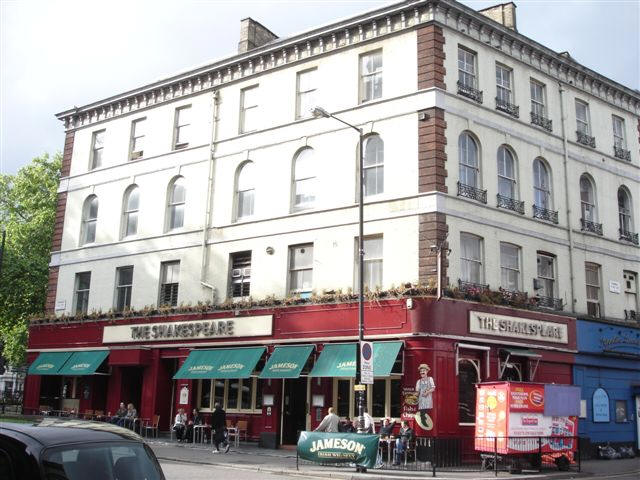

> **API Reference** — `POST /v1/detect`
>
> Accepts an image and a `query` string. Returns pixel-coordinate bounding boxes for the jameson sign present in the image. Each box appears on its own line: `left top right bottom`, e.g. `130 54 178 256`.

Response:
102 315 272 344
297 431 379 468
469 311 568 344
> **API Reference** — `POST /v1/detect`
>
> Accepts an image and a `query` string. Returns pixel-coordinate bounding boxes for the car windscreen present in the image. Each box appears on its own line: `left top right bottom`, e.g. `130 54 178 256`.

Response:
41 441 164 480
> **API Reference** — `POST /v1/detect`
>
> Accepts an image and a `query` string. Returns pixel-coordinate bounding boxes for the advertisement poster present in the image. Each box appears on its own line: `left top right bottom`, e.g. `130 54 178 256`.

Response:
401 386 418 420
509 384 545 412
475 385 508 452
297 431 380 468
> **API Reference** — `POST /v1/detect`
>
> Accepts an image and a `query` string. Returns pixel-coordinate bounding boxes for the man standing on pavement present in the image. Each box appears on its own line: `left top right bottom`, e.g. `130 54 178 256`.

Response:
314 407 340 432
211 402 230 453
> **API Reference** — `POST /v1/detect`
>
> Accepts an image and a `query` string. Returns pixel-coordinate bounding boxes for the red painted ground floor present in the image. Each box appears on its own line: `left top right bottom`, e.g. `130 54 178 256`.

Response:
25 297 577 443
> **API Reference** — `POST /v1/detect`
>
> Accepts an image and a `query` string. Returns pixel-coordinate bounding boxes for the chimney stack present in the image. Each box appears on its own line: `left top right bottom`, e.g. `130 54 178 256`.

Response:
478 2 517 31
238 18 278 54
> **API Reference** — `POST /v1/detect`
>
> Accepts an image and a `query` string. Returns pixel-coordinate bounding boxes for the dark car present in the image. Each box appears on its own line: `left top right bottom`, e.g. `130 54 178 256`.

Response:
0 418 166 480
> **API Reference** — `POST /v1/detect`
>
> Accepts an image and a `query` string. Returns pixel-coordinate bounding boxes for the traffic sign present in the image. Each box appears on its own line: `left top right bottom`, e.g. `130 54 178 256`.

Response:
360 341 373 384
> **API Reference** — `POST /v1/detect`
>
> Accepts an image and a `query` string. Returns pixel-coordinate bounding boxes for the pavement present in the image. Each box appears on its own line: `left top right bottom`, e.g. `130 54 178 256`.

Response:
147 438 640 480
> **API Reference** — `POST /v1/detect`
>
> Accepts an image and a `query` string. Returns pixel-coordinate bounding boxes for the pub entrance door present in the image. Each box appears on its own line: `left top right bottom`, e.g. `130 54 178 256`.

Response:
281 378 307 445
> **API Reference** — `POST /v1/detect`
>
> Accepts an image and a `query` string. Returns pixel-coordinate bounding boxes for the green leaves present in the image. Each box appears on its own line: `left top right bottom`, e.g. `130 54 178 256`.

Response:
0 153 61 366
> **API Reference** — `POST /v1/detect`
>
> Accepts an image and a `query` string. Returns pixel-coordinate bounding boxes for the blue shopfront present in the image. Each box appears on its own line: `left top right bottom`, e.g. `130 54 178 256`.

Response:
573 319 640 452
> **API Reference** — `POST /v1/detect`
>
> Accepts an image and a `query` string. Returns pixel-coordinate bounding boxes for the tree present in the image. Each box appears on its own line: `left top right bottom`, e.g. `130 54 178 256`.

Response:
0 153 61 365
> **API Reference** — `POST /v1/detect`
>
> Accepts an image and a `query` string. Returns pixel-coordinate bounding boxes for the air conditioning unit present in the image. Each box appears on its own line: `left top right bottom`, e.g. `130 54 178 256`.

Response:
242 268 251 276
231 268 242 278
130 150 143 160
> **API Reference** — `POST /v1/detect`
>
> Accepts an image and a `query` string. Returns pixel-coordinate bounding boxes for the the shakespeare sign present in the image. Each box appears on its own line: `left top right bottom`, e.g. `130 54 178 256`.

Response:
297 431 379 468
469 311 568 344
102 315 272 344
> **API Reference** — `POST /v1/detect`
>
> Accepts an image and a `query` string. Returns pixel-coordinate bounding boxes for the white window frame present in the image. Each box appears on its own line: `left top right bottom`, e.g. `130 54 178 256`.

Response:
296 68 317 119
362 135 384 197
612 115 626 149
90 130 105 170
73 272 91 315
496 64 513 104
533 158 552 210
229 251 252 299
458 133 479 188
196 378 261 414
536 253 556 298
173 105 191 150
129 118 146 160
500 242 521 292
292 148 316 211
240 85 259 134
579 175 597 223
585 262 602 318
458 47 477 88
80 195 98 245
115 266 133 312
288 243 314 295
497 146 517 199
460 233 484 284
530 79 546 117
235 161 255 220
159 260 180 306
618 187 633 234
359 50 383 103
575 100 590 135
166 177 185 231
121 185 139 239
355 235 383 292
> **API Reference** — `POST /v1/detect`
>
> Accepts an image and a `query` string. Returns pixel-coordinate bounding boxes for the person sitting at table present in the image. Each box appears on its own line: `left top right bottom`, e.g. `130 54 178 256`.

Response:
173 408 188 442
379 418 395 438
339 416 356 433
393 420 415 465
111 402 127 424
185 408 206 443
118 403 137 429
363 407 375 434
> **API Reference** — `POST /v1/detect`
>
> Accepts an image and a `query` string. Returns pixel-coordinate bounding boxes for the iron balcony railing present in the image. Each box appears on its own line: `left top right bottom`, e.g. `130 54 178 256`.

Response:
495 98 519 118
457 181 487 204
496 194 525 214
619 228 639 245
533 205 559 224
458 279 490 292
536 295 564 310
580 218 603 236
576 130 596 148
457 81 483 103
614 146 631 161
530 112 552 132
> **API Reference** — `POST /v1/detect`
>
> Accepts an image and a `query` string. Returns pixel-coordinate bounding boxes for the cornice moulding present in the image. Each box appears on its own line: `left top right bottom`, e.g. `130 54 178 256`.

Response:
56 0 640 131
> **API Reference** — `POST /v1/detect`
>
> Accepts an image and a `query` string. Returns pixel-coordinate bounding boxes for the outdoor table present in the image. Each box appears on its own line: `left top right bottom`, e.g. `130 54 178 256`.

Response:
379 437 396 465
193 424 210 444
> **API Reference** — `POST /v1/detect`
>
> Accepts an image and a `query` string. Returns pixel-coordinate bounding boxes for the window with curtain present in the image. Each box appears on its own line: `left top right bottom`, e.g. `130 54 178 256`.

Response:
618 187 632 234
458 133 479 188
115 266 133 311
575 100 590 135
530 80 546 117
90 130 105 170
355 235 383 292
533 159 551 209
580 175 596 222
458 47 477 88
500 243 521 291
612 115 626 149
236 162 255 220
363 135 384 197
495 64 513 104
167 177 185 230
497 146 516 199
460 233 483 284
360 50 382 103
536 253 556 298
292 148 315 210
74 272 91 314
122 185 139 238
80 195 98 245
288 244 313 294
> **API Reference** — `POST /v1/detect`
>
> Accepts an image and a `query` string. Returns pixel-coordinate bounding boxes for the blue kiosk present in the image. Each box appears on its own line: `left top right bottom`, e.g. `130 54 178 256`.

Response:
573 319 640 454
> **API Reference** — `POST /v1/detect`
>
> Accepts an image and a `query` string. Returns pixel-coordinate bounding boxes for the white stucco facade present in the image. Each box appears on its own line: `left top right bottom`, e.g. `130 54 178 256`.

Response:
51 0 639 324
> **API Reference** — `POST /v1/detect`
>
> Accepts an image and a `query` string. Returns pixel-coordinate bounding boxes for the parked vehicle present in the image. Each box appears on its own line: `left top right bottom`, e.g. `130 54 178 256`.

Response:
597 443 620 460
0 418 166 479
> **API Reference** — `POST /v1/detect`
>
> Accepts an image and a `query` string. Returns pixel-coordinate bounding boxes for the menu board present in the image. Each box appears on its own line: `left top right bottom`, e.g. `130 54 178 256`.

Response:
475 384 508 452
509 384 545 412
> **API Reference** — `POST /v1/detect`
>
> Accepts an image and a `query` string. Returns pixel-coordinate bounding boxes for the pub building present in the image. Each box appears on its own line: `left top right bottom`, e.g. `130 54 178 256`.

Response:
24 297 576 444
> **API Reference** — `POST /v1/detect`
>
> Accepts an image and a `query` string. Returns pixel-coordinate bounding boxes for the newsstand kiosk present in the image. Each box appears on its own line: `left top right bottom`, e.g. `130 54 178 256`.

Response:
474 382 580 471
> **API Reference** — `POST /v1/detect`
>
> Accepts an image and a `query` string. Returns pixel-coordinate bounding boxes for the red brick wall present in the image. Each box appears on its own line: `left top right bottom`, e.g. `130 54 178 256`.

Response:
417 24 446 90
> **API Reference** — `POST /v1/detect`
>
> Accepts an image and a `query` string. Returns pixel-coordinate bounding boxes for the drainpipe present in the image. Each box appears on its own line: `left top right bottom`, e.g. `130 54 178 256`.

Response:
200 90 220 301
558 82 576 313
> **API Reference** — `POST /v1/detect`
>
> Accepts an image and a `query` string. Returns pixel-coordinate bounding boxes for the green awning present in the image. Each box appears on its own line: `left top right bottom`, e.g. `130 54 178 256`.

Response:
260 345 314 379
57 350 109 375
309 342 403 378
373 341 403 376
310 343 356 377
174 347 265 379
28 352 73 375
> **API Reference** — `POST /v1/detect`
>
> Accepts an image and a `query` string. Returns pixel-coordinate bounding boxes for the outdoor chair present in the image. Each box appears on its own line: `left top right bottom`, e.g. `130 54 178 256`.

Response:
236 420 248 442
141 415 160 438
94 410 105 421
225 420 239 447
39 405 51 415
82 409 94 420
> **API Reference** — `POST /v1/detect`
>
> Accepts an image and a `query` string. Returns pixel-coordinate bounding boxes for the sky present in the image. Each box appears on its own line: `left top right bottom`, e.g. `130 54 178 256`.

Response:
1 0 638 175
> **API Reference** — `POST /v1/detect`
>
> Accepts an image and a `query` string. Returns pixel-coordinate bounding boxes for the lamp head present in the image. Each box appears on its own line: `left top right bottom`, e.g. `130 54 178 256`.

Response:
311 106 330 118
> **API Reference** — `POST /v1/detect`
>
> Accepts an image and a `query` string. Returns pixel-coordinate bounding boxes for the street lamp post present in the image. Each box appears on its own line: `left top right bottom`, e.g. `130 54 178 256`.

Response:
311 107 367 439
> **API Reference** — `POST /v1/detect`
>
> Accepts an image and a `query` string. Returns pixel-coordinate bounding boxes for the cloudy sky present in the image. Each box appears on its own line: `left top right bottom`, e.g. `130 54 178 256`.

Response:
1 0 638 174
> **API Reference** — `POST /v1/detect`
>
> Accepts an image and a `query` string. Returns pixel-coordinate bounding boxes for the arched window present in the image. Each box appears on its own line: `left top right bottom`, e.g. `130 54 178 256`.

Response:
80 195 98 245
292 148 315 210
236 162 255 220
497 146 516 199
458 133 479 188
618 187 633 235
121 185 139 238
363 135 384 196
533 158 551 209
166 177 185 230
458 358 480 424
579 175 597 223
